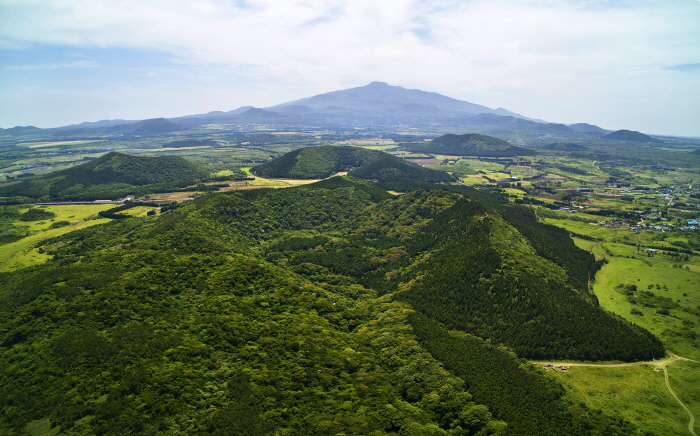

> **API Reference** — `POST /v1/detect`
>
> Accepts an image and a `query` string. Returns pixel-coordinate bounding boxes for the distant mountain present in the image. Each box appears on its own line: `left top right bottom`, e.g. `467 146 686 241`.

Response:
568 123 608 134
603 130 663 143
0 151 209 202
406 133 536 157
251 146 454 182
3 82 673 140
107 118 183 135
267 81 532 121
0 126 43 135
461 113 578 134
55 119 140 130
168 106 254 127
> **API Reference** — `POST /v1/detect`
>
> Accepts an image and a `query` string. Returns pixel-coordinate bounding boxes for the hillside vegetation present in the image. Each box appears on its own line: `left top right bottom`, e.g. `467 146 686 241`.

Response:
252 146 454 182
603 130 663 143
0 152 209 203
406 134 536 157
0 177 663 435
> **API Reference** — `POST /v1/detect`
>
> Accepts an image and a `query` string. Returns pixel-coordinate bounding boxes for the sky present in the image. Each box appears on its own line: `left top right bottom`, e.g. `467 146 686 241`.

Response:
1 0 699 136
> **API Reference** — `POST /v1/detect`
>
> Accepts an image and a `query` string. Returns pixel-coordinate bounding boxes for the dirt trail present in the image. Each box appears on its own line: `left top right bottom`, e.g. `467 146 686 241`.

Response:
533 354 677 368
664 365 697 436
533 353 698 435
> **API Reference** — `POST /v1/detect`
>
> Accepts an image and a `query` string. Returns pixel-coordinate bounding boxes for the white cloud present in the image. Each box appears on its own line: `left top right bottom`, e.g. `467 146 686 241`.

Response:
0 0 699 134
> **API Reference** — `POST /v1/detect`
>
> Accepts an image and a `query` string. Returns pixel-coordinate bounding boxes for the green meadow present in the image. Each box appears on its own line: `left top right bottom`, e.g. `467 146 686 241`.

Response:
549 361 700 436
0 205 114 272
546 213 700 435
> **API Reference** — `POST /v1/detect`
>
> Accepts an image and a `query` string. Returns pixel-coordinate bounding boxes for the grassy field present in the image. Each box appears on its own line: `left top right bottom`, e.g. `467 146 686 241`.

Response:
18 140 107 148
0 205 114 272
544 213 700 435
548 361 700 436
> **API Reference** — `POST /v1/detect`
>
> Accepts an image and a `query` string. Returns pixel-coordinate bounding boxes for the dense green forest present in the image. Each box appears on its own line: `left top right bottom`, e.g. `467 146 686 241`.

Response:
251 146 383 179
0 176 665 434
0 152 210 203
405 134 535 157
251 146 453 182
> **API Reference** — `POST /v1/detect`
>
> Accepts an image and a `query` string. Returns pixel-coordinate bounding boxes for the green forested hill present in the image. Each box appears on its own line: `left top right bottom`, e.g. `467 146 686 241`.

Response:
251 146 454 182
603 129 663 143
0 177 660 435
0 152 210 202
406 134 536 157
251 146 382 178
347 153 454 182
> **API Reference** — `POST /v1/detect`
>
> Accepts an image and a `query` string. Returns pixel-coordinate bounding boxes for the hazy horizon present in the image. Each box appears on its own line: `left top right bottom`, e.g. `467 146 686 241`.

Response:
1 0 699 136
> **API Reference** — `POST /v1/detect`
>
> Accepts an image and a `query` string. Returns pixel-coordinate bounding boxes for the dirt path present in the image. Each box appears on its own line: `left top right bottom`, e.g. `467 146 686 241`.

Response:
533 353 698 435
588 238 608 262
664 365 697 436
533 354 677 368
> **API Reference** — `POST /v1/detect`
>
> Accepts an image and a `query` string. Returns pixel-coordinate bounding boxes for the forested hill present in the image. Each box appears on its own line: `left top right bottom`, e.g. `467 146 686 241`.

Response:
603 129 663 143
0 177 660 435
406 133 536 156
0 152 209 202
251 146 382 178
251 145 454 182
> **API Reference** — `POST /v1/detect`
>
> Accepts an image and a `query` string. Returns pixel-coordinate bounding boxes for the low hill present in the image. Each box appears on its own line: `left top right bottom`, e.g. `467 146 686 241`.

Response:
0 126 43 136
347 153 455 183
252 146 382 179
603 129 663 143
569 123 607 134
0 152 209 202
406 133 536 156
252 146 454 182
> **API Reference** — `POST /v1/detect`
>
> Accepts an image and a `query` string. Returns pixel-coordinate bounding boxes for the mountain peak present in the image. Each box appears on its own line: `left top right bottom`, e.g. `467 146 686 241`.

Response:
366 81 390 87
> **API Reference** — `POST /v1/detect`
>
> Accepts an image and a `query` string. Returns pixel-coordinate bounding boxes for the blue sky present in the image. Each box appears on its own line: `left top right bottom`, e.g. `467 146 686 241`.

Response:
1 0 699 136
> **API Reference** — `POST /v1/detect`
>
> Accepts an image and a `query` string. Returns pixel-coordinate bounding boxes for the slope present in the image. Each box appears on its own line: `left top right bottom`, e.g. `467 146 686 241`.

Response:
251 146 382 179
396 199 664 361
406 133 536 157
603 129 664 143
0 152 209 202
268 81 531 120
0 178 663 435
251 146 454 182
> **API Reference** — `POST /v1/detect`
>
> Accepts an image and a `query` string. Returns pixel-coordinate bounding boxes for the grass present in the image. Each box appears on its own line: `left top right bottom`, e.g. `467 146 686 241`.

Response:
544 213 700 435
19 140 106 148
549 363 698 436
571 236 598 252
0 205 113 272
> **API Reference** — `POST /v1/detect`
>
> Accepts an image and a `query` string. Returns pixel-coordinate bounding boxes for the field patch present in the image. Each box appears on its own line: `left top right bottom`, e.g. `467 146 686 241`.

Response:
19 140 106 148
549 363 697 436
0 204 113 272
